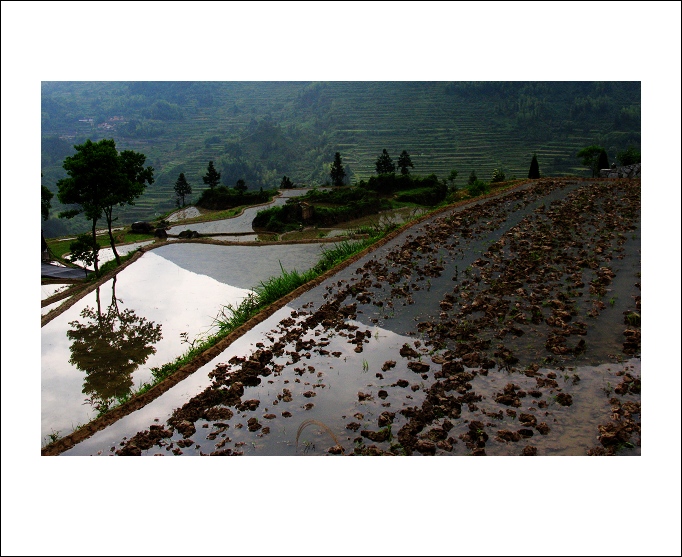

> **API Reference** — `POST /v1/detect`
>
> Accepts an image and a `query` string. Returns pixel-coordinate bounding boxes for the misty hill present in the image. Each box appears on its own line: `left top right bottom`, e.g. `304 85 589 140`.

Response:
41 81 640 237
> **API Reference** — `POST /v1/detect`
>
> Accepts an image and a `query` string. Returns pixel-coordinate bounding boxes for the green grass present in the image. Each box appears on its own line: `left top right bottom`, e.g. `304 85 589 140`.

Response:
47 231 155 260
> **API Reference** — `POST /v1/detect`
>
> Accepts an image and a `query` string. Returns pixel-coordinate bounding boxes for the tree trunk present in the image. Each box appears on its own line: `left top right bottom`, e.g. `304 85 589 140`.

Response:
105 208 121 265
91 220 100 276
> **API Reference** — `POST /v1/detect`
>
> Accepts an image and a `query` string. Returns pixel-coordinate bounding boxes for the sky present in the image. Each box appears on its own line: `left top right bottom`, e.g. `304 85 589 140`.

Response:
2 2 681 556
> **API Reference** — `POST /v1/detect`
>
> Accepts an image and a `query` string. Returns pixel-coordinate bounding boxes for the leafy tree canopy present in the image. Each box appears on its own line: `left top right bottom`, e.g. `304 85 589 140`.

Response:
467 170 478 185
397 150 414 175
235 178 247 194
375 149 395 175
330 152 346 187
202 161 221 189
174 172 192 206
576 145 605 177
41 181 53 221
491 168 506 183
57 138 154 273
616 146 641 166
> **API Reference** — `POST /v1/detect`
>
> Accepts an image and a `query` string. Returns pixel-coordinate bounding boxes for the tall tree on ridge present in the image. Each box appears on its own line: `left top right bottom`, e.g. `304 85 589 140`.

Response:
174 172 192 206
528 153 540 179
202 161 221 189
375 149 395 175
577 145 605 177
57 139 154 273
397 150 414 175
329 152 346 187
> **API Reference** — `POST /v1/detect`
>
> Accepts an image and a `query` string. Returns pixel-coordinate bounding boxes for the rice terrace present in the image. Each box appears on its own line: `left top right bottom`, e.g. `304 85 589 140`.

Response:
40 82 642 457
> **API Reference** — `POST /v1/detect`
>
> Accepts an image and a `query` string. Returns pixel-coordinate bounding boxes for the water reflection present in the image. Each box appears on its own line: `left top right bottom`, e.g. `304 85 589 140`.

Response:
67 277 162 410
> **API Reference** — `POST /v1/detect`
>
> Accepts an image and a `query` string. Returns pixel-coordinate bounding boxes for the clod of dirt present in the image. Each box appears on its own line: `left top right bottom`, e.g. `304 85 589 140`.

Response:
238 399 260 411
382 360 397 371
416 439 436 455
361 429 390 443
176 420 196 438
204 407 234 421
407 361 430 374
555 393 573 406
399 344 419 358
247 418 262 432
519 413 537 427
522 446 538 456
378 412 395 427
496 430 521 443
536 422 551 435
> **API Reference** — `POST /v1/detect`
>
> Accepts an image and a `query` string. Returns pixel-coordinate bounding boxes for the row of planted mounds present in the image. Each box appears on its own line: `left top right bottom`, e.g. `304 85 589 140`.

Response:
112 178 640 456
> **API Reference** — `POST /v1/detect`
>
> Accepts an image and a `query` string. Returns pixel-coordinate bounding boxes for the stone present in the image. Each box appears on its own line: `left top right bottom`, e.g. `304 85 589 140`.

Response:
131 221 154 233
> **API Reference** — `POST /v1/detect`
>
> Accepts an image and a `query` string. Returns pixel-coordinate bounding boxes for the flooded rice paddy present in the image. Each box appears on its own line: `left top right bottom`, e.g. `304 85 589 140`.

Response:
44 178 641 456
67 240 155 270
41 242 331 443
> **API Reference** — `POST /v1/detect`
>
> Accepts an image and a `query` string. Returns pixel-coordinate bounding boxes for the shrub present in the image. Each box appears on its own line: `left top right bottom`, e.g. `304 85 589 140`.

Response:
467 170 478 185
196 186 273 210
395 184 447 206
491 168 506 183
616 146 641 166
467 180 490 197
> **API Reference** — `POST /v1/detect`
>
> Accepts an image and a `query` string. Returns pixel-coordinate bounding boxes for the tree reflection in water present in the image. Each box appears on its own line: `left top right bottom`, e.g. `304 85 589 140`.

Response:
67 277 162 413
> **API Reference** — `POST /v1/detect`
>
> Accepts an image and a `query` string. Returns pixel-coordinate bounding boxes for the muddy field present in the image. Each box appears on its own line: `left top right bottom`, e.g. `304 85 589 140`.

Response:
86 178 641 456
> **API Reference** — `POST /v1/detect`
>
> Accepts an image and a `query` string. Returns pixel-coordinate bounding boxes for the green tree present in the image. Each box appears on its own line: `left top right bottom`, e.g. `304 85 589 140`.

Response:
577 145 605 177
68 233 100 277
616 146 641 166
397 150 414 175
491 168 506 183
375 149 395 174
174 173 192 206
447 169 459 191
235 178 247 194
57 139 154 274
467 170 478 185
202 161 221 189
41 178 53 221
597 149 609 172
280 175 294 189
329 152 346 187
528 153 540 179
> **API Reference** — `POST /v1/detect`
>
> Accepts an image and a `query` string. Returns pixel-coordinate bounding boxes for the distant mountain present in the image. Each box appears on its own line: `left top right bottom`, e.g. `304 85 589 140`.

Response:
41 81 640 237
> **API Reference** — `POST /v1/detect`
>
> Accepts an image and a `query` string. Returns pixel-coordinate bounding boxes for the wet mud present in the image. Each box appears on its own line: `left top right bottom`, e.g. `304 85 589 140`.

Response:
69 178 640 456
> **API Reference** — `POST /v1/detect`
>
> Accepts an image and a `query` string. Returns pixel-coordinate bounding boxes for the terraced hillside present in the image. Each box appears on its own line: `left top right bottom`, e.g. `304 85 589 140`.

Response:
41 81 640 237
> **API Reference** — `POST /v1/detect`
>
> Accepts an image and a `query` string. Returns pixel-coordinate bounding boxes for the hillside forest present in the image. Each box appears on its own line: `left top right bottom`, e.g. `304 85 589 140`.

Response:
41 81 641 237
